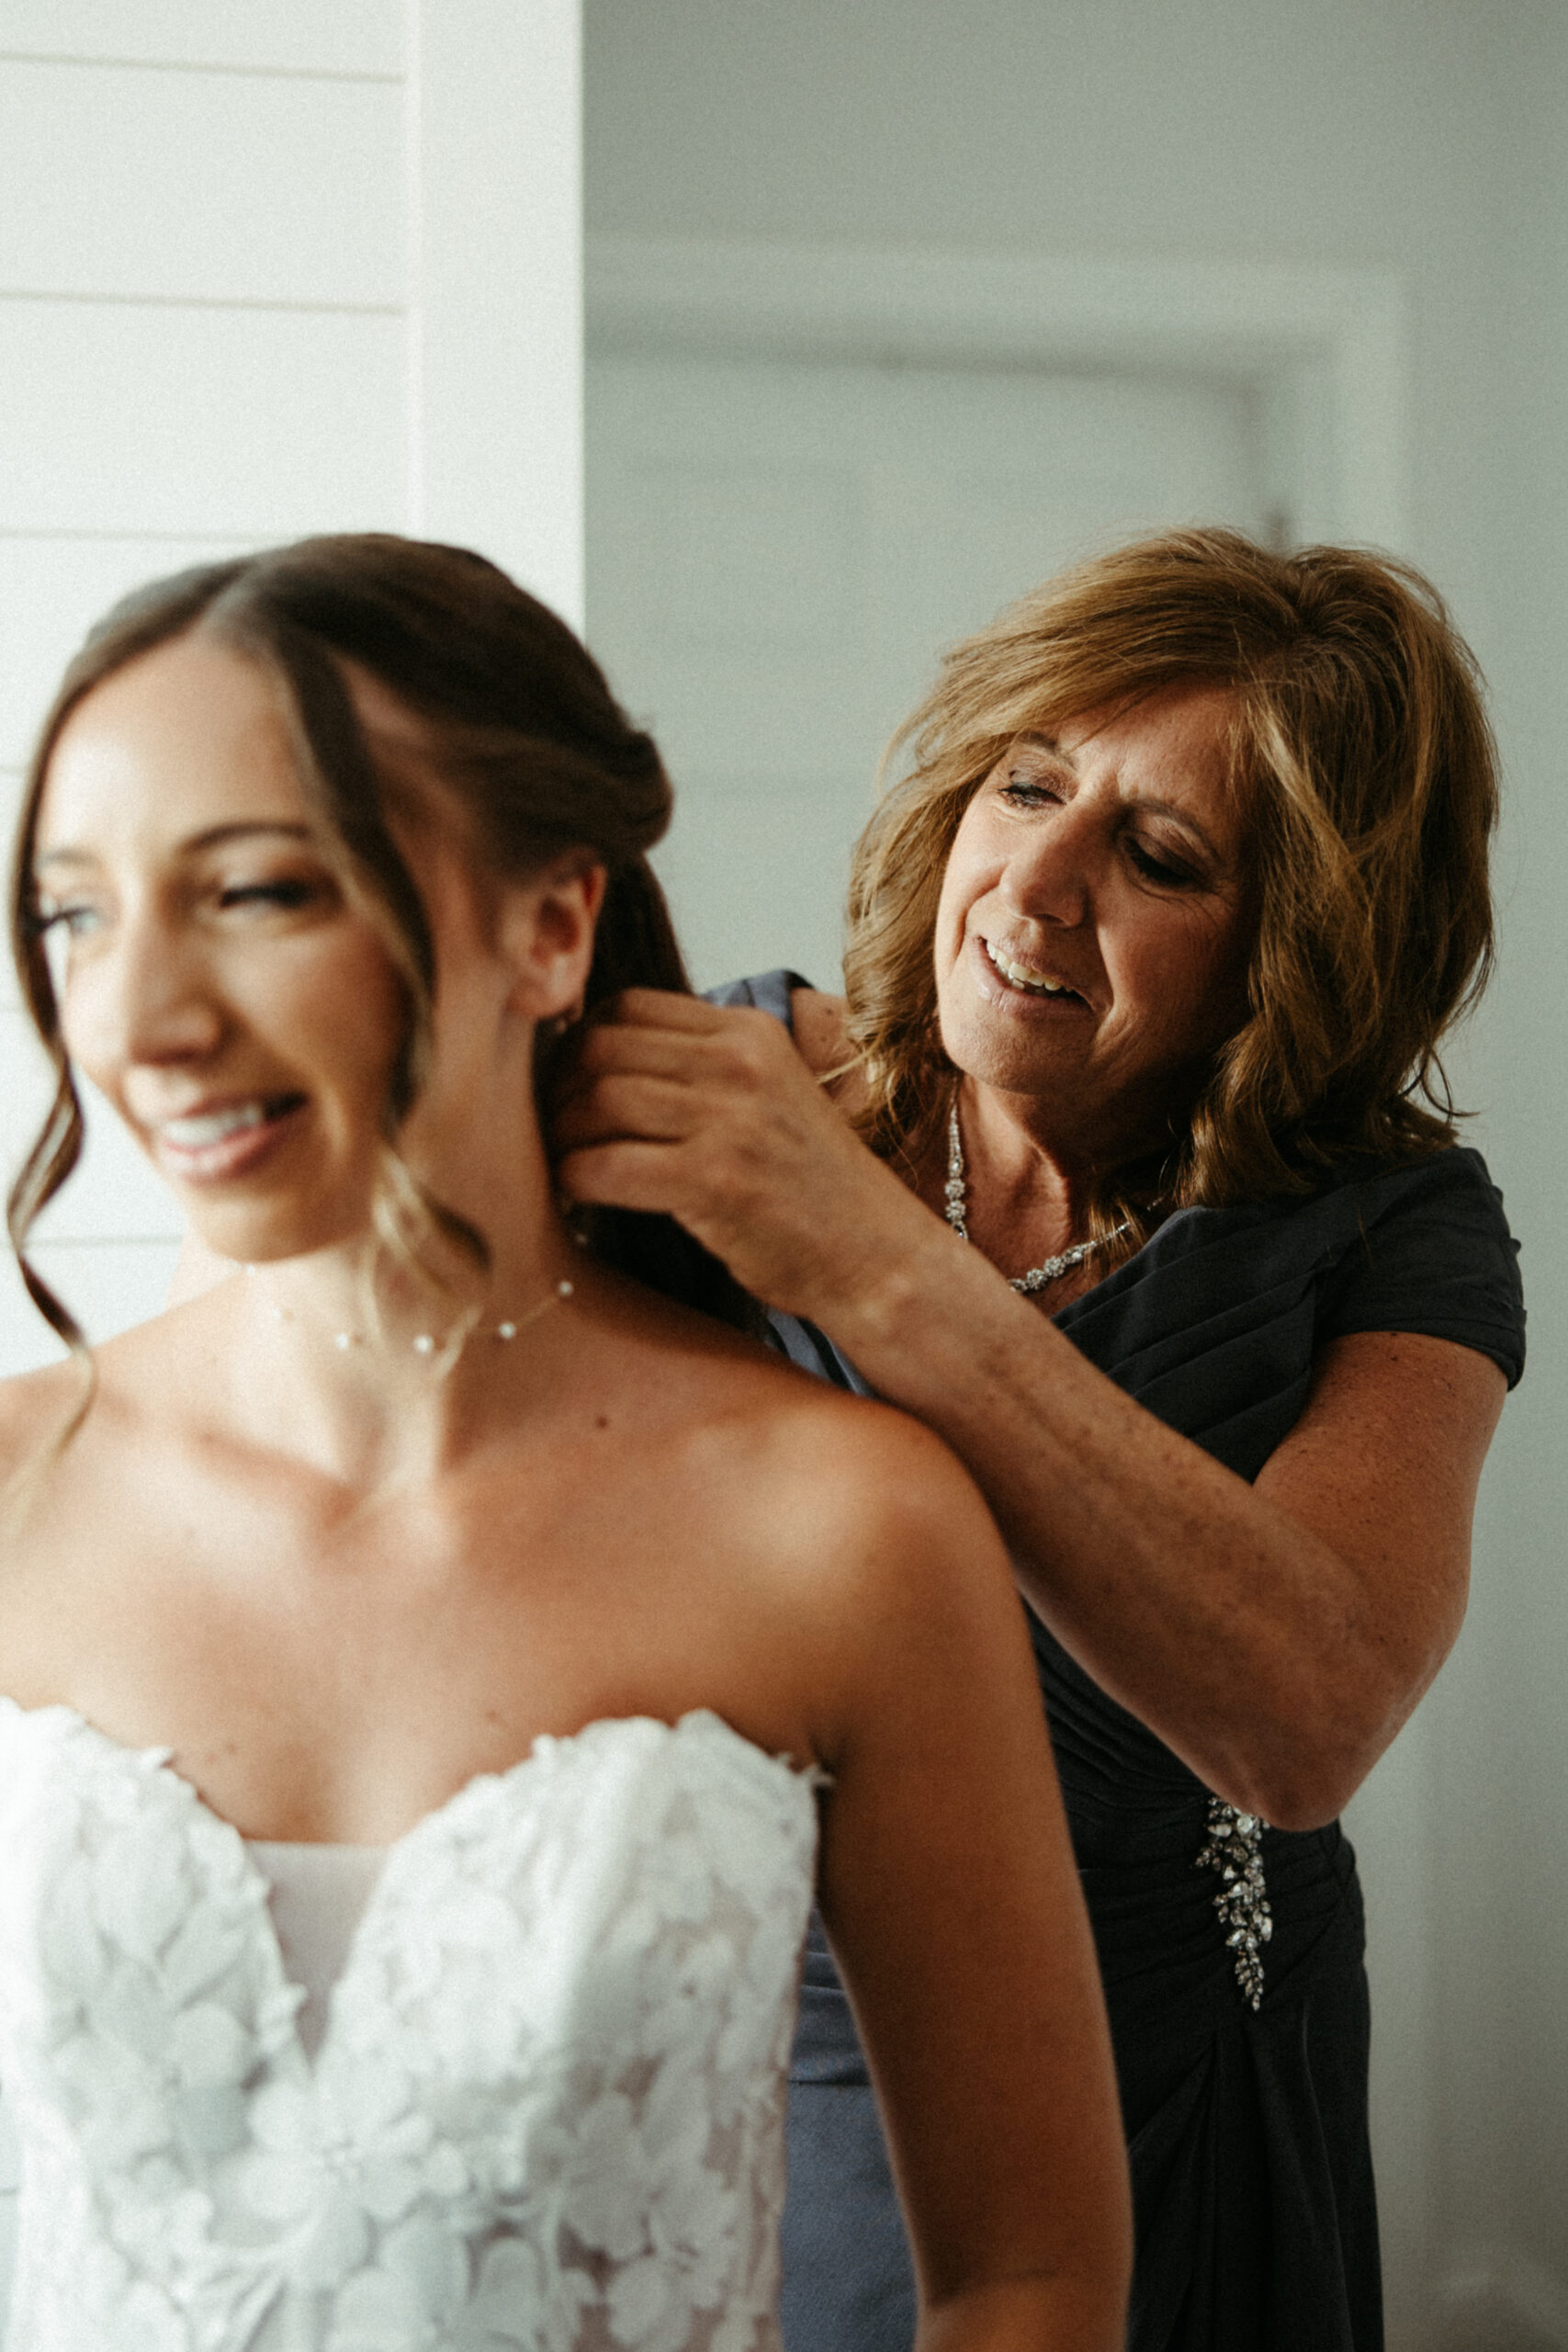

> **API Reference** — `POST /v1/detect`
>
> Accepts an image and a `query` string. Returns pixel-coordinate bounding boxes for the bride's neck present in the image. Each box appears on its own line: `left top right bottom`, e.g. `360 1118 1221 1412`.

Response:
215 1136 580 1488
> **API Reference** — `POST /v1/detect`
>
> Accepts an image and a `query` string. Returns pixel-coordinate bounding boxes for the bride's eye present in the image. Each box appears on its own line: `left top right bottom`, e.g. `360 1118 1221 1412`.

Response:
33 900 99 938
216 876 328 914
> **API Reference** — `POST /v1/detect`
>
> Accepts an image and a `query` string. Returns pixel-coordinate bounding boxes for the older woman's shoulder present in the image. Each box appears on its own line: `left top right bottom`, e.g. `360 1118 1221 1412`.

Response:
1308 1145 1523 1385
1046 1145 1524 1475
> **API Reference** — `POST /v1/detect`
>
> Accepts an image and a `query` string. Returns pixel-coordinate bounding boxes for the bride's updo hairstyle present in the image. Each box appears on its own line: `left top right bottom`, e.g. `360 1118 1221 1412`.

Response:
8 532 743 1354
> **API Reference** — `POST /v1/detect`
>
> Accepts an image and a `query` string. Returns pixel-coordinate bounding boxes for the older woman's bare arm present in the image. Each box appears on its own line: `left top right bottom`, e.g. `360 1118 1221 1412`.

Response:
555 988 1506 1828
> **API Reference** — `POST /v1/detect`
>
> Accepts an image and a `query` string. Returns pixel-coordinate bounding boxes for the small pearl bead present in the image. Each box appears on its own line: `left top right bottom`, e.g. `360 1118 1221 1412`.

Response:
496 1321 517 1340
412 1333 435 1356
558 1280 574 1298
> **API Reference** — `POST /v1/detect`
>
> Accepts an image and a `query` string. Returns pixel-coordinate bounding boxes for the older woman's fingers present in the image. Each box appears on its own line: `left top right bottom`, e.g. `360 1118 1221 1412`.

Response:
558 998 825 1120
596 987 729 1031
553 1069 704 1150
556 1136 697 1216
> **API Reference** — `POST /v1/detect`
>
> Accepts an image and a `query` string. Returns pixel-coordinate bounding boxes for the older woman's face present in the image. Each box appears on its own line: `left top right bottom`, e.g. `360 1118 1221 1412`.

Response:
933 683 1253 1159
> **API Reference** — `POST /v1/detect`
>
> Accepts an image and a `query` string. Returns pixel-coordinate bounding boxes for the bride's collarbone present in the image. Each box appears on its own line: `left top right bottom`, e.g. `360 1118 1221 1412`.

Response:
0 1463 839 1844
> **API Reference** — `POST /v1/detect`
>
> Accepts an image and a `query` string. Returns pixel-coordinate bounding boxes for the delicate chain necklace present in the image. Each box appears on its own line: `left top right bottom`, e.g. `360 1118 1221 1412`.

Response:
943 1096 1127 1295
247 1265 574 1358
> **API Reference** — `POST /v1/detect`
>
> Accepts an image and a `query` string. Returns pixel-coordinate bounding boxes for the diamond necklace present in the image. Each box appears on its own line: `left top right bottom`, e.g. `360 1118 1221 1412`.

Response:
943 1095 1127 1295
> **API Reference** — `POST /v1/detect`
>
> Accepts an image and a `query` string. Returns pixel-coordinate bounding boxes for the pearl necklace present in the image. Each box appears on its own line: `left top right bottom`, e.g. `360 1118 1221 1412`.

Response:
943 1097 1126 1295
246 1265 574 1355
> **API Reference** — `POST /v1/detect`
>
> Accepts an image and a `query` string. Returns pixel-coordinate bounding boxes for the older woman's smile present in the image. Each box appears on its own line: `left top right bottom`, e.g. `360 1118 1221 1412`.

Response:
979 936 1088 1001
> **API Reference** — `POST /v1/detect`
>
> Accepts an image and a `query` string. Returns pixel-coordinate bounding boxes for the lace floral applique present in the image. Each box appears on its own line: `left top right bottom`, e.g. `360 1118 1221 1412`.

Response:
0 1702 816 2352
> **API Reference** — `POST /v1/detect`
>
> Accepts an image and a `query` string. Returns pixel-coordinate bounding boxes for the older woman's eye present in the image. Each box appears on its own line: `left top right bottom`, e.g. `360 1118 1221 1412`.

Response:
1127 840 1196 887
1000 773 1062 808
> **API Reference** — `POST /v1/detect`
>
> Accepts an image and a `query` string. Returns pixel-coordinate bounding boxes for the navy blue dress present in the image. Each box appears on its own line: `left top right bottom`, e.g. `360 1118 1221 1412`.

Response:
715 973 1526 2352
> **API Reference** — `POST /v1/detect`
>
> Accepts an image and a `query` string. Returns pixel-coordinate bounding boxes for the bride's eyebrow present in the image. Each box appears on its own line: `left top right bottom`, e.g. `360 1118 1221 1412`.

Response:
35 820 315 876
184 821 316 853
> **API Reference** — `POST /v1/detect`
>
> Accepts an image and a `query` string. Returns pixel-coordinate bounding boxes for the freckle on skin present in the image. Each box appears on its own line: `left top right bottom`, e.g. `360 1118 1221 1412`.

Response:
595 1416 610 1431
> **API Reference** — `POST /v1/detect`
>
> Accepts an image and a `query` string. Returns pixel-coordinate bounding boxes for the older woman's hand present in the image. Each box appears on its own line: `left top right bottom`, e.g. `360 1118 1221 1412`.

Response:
552 989 945 1323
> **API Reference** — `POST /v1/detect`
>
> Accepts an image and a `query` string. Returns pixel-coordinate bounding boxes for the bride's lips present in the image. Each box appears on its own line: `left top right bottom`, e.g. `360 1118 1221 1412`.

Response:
149 1092 309 1183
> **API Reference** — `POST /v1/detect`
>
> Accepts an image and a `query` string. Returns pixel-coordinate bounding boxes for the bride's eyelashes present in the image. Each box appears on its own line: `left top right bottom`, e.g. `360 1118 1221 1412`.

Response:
213 874 334 916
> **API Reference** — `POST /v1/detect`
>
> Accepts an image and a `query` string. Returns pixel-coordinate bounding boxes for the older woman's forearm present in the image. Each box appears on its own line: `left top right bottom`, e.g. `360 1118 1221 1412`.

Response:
822 1224 1491 1827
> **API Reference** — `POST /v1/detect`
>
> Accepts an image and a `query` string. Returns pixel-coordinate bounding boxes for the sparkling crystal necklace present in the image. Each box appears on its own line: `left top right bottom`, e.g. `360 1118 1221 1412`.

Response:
943 1094 1127 1295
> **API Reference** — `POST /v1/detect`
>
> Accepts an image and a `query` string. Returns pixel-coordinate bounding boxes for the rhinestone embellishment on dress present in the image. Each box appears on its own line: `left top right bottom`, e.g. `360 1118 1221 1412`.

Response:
1196 1797 1273 2009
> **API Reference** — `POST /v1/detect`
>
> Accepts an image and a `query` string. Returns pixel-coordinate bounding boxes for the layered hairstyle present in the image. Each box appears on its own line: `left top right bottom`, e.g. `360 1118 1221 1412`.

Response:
7 532 742 1357
844 526 1499 1248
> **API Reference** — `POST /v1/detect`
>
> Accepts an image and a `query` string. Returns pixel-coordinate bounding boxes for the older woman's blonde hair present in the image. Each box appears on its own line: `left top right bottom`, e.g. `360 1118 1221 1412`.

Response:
843 526 1499 1251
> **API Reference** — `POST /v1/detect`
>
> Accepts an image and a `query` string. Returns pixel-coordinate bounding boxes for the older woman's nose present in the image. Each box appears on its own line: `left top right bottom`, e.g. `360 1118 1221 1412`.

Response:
1011 804 1099 926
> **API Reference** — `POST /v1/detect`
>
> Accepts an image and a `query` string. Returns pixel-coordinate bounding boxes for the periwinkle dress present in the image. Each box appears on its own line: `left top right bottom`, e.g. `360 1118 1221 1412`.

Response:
716 972 1526 2352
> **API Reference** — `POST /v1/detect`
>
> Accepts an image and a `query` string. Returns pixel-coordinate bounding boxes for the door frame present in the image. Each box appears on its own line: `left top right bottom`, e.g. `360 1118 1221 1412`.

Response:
587 235 1409 551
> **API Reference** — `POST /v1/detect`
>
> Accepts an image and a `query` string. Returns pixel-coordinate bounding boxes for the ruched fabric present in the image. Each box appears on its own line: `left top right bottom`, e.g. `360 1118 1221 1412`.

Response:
716 970 1524 2352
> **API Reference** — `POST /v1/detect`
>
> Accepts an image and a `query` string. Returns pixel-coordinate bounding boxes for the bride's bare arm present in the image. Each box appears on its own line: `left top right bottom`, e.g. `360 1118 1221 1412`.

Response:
792 1412 1130 2350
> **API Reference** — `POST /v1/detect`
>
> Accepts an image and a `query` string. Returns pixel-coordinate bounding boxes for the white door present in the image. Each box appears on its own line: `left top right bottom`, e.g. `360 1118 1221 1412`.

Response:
586 347 1276 992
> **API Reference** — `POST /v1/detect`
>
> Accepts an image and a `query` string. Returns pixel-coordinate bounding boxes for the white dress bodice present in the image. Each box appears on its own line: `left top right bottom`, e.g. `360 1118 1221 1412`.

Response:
246 1842 387 2062
0 1699 819 2352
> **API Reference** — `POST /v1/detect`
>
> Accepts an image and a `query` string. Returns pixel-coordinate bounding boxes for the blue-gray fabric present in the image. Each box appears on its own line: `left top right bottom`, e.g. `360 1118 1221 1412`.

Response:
713 970 1525 2352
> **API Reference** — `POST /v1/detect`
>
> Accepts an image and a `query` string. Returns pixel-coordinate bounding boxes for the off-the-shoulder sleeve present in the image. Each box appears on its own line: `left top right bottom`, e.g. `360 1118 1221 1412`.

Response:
1314 1148 1525 1387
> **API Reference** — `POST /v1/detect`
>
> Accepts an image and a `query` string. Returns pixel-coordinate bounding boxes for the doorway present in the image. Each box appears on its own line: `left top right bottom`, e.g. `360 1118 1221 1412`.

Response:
586 342 1276 990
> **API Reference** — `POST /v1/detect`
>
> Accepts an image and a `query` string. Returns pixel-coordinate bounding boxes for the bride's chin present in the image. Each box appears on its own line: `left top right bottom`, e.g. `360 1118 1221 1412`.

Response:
184 1198 376 1272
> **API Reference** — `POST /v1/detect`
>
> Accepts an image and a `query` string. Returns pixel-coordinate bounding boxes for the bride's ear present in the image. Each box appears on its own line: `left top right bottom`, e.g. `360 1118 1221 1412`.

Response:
498 855 607 1024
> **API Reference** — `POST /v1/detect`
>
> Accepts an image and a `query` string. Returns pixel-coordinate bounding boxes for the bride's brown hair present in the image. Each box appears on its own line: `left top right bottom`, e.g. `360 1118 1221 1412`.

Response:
8 532 745 1363
844 526 1499 1258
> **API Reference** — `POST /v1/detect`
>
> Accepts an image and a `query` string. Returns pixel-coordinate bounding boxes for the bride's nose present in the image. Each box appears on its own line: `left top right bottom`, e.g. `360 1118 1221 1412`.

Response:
69 912 226 1077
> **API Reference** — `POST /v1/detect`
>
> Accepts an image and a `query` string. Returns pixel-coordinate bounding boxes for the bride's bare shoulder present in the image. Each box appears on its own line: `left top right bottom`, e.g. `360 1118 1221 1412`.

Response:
0 1356 96 1505
612 1285 993 1573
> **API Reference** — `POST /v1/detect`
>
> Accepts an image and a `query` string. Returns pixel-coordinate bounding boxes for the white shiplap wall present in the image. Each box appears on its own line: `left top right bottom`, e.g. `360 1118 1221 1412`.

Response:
0 0 584 1376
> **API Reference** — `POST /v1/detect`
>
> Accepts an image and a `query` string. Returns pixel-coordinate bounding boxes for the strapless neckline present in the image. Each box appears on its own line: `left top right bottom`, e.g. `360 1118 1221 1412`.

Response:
0 1694 818 2350
0 1692 815 1852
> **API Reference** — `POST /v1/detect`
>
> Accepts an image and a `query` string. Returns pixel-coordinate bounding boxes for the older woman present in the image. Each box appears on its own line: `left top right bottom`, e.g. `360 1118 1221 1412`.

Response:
555 528 1526 2352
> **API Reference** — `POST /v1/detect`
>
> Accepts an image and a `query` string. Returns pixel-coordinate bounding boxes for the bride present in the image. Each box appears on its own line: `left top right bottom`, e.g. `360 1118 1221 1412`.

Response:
0 536 1129 2352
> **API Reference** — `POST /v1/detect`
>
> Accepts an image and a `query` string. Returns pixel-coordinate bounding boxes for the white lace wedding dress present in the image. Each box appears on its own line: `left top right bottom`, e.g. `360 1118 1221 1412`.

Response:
0 1700 819 2352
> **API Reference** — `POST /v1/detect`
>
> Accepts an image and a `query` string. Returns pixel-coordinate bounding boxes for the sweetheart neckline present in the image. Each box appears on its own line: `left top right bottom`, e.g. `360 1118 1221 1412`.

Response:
0 1695 821 1854
0 1696 824 2081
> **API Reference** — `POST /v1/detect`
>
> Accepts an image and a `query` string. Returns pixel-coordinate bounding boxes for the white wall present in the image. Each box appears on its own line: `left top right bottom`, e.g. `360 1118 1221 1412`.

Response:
584 6 1568 2346
0 0 584 1375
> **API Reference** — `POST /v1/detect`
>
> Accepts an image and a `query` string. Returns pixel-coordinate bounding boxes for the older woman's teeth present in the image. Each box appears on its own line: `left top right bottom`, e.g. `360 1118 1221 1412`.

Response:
161 1102 272 1149
984 941 1072 995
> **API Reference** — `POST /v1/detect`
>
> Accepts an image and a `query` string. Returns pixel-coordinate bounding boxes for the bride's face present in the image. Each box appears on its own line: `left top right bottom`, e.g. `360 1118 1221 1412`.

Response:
32 634 410 1266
